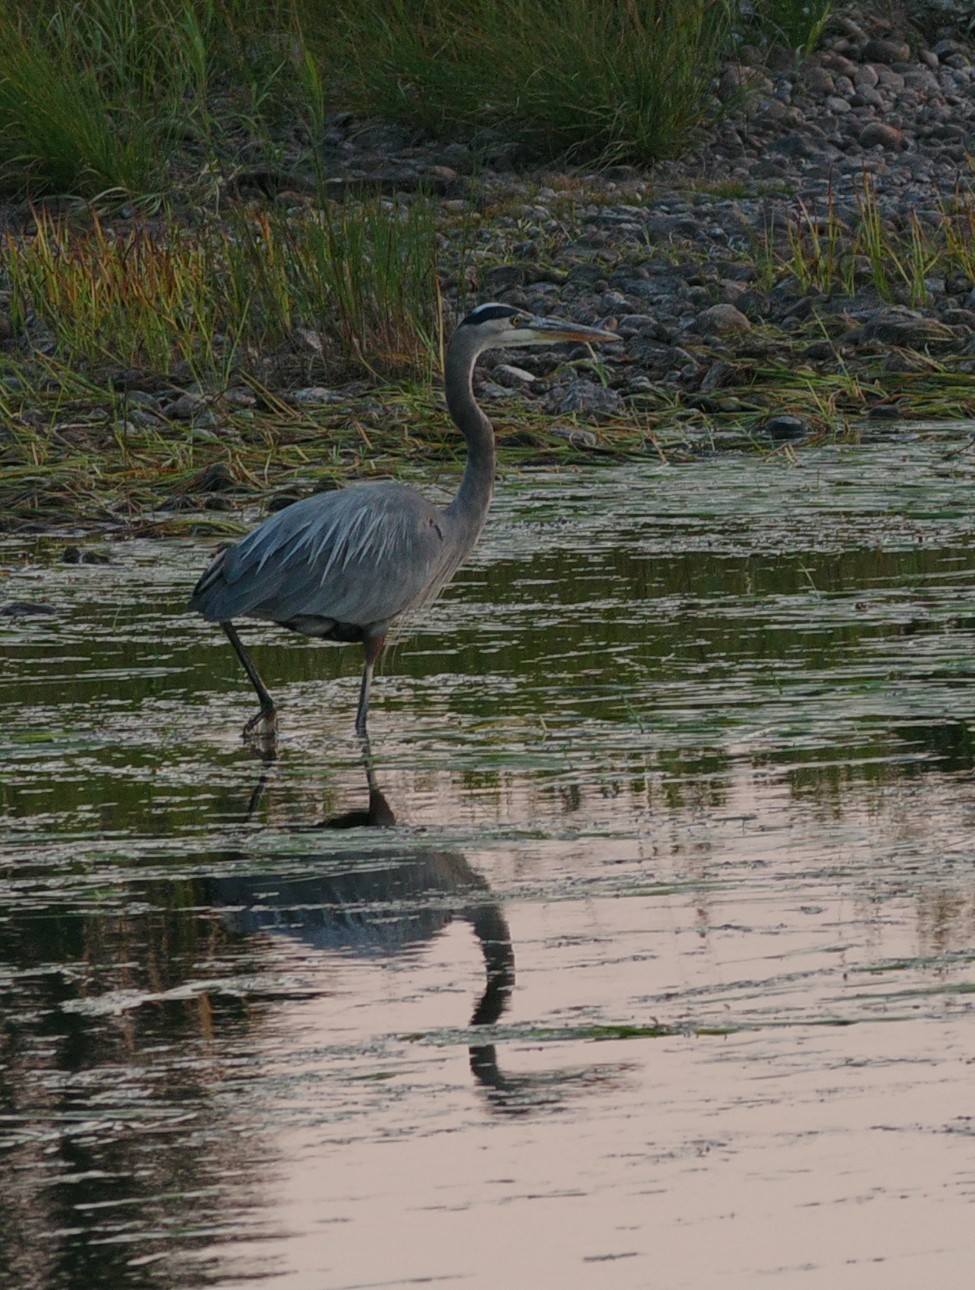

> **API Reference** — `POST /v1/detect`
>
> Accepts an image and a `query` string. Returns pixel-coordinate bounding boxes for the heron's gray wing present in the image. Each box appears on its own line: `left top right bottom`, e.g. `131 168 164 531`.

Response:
192 483 447 627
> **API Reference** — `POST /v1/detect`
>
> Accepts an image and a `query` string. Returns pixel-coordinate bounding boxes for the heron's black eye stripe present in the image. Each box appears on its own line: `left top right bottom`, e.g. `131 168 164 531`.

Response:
461 303 520 325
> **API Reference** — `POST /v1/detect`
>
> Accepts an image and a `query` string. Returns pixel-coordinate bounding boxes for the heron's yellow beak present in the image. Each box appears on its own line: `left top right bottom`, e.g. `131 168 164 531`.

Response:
526 315 620 345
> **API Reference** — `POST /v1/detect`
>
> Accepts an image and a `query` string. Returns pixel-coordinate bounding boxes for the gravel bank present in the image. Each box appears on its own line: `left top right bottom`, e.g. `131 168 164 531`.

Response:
308 6 975 429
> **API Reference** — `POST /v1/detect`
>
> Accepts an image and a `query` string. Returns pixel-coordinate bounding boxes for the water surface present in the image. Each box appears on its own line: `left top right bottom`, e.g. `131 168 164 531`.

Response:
3 430 975 1288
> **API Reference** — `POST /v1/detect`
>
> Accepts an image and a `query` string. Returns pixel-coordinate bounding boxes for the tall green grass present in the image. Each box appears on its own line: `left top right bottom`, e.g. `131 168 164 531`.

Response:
316 1 836 163
767 179 975 307
750 1 835 52
4 198 439 380
317 0 735 164
0 1 838 195
0 1 177 196
0 0 305 197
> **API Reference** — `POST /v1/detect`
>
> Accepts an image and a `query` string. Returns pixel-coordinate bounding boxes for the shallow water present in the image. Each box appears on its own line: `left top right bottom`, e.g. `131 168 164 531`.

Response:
3 431 975 1288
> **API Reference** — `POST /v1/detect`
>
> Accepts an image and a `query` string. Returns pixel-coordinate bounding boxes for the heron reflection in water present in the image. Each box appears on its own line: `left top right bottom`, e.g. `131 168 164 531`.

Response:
207 754 515 1090
211 755 631 1107
190 304 618 737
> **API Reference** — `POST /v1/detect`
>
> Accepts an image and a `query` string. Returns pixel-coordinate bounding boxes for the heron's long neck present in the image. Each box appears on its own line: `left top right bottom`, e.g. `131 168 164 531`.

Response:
443 337 496 553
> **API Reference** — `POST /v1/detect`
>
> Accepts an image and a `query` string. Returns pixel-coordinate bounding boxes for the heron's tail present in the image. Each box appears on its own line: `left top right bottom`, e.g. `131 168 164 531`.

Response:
188 545 231 617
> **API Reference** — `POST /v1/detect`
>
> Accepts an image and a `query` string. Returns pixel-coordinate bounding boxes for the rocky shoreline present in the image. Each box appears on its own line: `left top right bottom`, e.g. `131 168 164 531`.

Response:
4 4 975 532
323 5 975 428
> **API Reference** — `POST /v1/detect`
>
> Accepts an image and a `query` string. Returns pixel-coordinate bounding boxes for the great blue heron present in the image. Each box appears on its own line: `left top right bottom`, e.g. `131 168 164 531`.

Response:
190 302 618 736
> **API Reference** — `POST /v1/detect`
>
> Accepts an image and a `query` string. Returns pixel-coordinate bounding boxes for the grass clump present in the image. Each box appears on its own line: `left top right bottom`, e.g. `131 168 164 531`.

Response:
0 0 307 198
3 198 440 382
318 0 736 165
321 1 839 164
0 0 205 197
768 179 975 308
0 1 840 192
749 0 834 52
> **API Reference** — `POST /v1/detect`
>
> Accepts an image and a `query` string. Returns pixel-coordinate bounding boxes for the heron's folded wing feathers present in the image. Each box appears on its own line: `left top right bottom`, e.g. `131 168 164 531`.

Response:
191 484 447 627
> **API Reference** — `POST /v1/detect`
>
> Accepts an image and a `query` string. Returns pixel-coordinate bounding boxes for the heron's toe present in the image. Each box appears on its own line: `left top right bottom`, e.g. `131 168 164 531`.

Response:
243 706 278 740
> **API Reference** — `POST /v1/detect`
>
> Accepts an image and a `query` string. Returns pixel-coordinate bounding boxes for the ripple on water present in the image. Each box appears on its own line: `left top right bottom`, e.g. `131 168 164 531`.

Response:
3 436 975 1287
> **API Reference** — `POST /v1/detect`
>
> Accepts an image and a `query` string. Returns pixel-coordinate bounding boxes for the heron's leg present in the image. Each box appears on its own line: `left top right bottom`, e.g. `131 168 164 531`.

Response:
359 738 396 825
355 632 386 737
221 621 277 733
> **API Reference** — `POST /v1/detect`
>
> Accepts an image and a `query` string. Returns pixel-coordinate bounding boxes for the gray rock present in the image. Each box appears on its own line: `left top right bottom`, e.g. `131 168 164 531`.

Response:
700 361 732 391
122 389 160 409
933 37 973 60
62 546 110 565
616 313 660 336
846 308 957 347
475 381 512 402
875 65 906 90
691 304 752 335
0 601 58 618
866 400 907 418
546 425 599 448
863 38 912 63
224 387 257 410
802 65 835 95
818 52 859 79
938 307 975 326
289 387 347 406
127 408 164 427
860 122 905 148
195 462 238 493
853 86 885 108
482 264 527 291
162 392 209 420
551 380 625 419
762 414 809 441
492 363 538 388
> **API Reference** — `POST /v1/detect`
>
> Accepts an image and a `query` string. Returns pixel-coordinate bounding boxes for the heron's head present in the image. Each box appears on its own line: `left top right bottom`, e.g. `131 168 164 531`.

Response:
455 302 619 351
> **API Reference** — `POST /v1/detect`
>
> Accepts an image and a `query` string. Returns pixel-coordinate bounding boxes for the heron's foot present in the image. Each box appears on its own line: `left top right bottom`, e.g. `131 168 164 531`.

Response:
243 704 277 741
